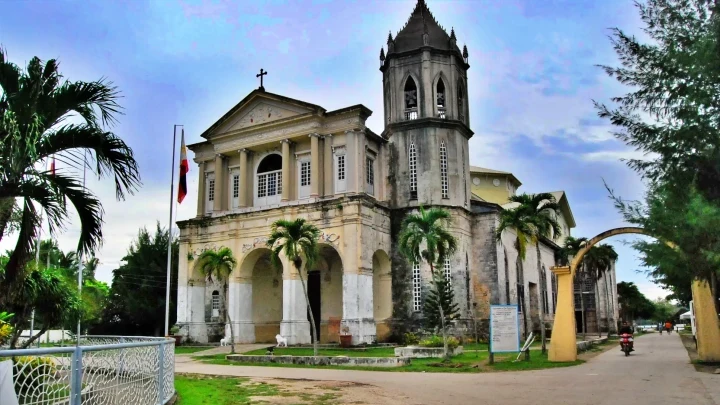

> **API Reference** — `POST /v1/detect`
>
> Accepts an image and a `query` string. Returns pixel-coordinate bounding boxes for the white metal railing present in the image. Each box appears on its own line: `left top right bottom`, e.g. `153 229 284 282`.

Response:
404 108 418 120
0 335 174 405
437 107 446 119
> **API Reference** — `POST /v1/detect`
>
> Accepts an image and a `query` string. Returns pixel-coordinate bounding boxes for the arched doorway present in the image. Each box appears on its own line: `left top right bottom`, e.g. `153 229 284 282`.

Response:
372 250 392 341
255 153 282 207
308 244 343 343
238 248 284 343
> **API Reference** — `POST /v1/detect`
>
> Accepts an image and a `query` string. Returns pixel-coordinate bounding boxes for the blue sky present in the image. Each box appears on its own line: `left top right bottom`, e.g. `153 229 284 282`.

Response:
0 0 665 299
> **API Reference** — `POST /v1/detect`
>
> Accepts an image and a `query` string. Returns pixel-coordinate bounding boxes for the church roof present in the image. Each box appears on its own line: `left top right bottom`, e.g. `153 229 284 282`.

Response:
470 166 523 187
389 0 463 55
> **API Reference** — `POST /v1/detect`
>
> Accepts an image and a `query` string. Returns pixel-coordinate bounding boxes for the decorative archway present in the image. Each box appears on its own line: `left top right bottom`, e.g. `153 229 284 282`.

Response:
549 227 720 362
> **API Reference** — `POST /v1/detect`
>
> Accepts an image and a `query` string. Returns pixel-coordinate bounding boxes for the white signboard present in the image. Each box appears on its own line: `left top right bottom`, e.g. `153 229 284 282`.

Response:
490 305 520 353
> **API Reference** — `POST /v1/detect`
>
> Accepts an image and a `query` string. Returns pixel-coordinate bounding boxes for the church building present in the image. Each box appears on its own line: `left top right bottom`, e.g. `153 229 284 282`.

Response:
175 0 619 344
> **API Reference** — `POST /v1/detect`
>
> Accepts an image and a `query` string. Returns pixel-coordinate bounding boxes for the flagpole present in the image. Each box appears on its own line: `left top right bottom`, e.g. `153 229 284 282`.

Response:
165 125 181 337
77 151 86 346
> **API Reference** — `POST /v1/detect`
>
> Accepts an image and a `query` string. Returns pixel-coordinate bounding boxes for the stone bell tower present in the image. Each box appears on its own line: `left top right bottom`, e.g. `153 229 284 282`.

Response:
380 0 473 209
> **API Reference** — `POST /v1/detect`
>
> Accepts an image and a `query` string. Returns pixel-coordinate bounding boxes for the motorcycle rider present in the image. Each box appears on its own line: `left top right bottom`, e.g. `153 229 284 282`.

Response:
619 321 635 352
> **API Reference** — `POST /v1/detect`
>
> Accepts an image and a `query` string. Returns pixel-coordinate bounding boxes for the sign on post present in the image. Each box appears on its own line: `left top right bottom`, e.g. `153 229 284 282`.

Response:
490 305 520 353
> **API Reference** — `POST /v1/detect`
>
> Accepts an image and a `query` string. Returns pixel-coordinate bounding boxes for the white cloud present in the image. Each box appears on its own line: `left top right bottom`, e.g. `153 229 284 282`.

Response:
581 149 657 163
635 281 670 302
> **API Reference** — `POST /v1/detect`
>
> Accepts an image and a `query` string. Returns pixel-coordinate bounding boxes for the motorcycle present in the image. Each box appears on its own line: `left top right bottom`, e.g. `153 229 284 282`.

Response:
620 333 633 356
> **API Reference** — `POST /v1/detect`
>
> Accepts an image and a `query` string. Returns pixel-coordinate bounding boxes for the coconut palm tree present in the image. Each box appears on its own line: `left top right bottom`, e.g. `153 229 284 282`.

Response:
194 247 238 354
398 206 458 360
0 48 141 292
508 193 562 354
586 244 618 335
267 218 321 355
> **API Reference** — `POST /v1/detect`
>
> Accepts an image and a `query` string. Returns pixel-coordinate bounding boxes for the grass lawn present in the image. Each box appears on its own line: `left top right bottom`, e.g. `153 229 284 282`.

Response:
175 374 339 405
196 349 583 373
176 346 213 354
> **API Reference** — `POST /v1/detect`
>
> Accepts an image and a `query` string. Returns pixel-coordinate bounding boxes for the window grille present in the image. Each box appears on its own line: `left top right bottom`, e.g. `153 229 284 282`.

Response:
440 141 448 198
208 179 215 202
412 263 421 312
211 291 220 310
232 175 239 198
444 257 451 283
337 155 345 180
366 157 374 185
300 161 311 187
409 142 417 199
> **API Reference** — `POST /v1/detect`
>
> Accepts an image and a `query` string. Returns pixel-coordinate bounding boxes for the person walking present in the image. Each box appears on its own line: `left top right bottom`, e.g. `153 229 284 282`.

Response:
665 321 673 334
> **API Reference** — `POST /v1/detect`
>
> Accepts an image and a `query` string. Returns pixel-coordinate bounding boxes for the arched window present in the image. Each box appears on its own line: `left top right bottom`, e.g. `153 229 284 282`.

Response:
440 140 448 199
255 154 282 206
457 81 465 122
436 78 446 118
211 290 220 318
541 266 549 315
409 141 417 199
412 263 421 312
504 248 510 304
404 77 418 120
444 257 452 283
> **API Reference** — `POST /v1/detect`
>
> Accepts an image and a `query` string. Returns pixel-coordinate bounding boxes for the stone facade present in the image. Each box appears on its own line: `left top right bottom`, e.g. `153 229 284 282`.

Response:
175 0 618 345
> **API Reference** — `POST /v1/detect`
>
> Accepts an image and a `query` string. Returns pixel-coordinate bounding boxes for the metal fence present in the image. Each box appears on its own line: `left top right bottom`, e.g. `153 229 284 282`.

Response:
0 336 175 405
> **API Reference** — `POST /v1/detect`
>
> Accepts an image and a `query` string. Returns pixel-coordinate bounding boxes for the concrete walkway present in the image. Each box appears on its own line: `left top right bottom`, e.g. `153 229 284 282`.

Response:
176 333 718 405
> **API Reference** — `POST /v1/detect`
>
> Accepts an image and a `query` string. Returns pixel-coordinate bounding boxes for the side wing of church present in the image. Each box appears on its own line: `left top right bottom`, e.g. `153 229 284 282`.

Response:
175 0 620 345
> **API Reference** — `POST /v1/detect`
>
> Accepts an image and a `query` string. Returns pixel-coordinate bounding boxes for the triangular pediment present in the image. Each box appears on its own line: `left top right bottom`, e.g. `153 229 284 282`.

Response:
203 91 324 138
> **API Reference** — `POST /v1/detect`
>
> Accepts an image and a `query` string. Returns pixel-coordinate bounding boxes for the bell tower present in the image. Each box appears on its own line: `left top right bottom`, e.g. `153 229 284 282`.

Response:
380 0 473 209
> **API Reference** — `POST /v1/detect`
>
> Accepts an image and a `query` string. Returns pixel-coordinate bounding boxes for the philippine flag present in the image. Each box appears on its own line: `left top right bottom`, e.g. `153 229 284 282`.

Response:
177 129 189 204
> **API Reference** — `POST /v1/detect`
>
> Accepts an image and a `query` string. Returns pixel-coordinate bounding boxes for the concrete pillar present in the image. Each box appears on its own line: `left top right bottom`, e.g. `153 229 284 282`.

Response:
188 280 209 343
344 130 357 192
341 269 376 345
421 50 431 118
310 134 320 198
239 149 249 207
213 154 224 212
280 257 311 344
281 140 291 202
692 278 720 362
196 162 205 216
548 265 577 362
323 135 333 196
228 275 254 343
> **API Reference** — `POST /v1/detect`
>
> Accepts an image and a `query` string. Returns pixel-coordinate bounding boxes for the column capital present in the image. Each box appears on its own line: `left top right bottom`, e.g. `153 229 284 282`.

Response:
309 132 323 138
215 153 226 160
238 148 253 155
280 139 294 145
551 265 571 276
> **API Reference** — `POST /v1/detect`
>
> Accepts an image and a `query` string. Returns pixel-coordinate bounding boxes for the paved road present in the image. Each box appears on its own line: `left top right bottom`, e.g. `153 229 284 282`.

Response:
176 333 719 405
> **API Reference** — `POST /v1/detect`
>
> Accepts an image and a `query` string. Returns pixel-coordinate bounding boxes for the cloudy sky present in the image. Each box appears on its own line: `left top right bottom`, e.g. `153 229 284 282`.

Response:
0 0 668 300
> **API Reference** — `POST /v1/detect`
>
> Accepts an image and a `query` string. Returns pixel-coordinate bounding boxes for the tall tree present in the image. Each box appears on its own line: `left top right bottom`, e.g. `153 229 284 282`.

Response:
617 281 655 322
596 0 720 306
267 218 321 356
423 274 460 332
95 223 178 337
584 244 618 337
0 48 141 295
508 193 562 354
398 206 458 360
194 247 238 354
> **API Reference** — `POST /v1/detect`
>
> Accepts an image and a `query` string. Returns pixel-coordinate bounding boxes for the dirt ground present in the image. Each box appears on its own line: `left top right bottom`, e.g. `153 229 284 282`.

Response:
247 378 412 405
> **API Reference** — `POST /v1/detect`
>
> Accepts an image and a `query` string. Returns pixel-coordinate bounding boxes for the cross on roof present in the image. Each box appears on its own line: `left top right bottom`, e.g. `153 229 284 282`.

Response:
256 68 268 91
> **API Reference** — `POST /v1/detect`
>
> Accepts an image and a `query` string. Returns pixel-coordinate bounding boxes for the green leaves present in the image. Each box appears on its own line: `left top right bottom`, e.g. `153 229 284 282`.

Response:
496 193 561 261
423 274 460 331
266 218 321 272
398 206 457 268
195 247 237 284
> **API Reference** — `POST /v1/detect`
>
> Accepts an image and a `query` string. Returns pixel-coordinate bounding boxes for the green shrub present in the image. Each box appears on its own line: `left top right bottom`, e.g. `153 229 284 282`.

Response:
13 356 58 396
419 335 459 350
404 332 420 346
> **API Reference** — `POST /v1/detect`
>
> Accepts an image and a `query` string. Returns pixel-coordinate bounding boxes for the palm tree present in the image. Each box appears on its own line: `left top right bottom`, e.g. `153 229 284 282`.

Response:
507 193 562 354
194 247 238 354
0 48 141 293
586 244 618 335
398 206 458 360
267 218 321 355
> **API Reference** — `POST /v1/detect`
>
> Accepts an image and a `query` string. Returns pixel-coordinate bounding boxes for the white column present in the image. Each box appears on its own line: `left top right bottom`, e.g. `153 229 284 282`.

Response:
280 258 311 344
188 280 209 343
238 149 249 207
228 278 254 343
342 270 376 345
310 133 321 198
